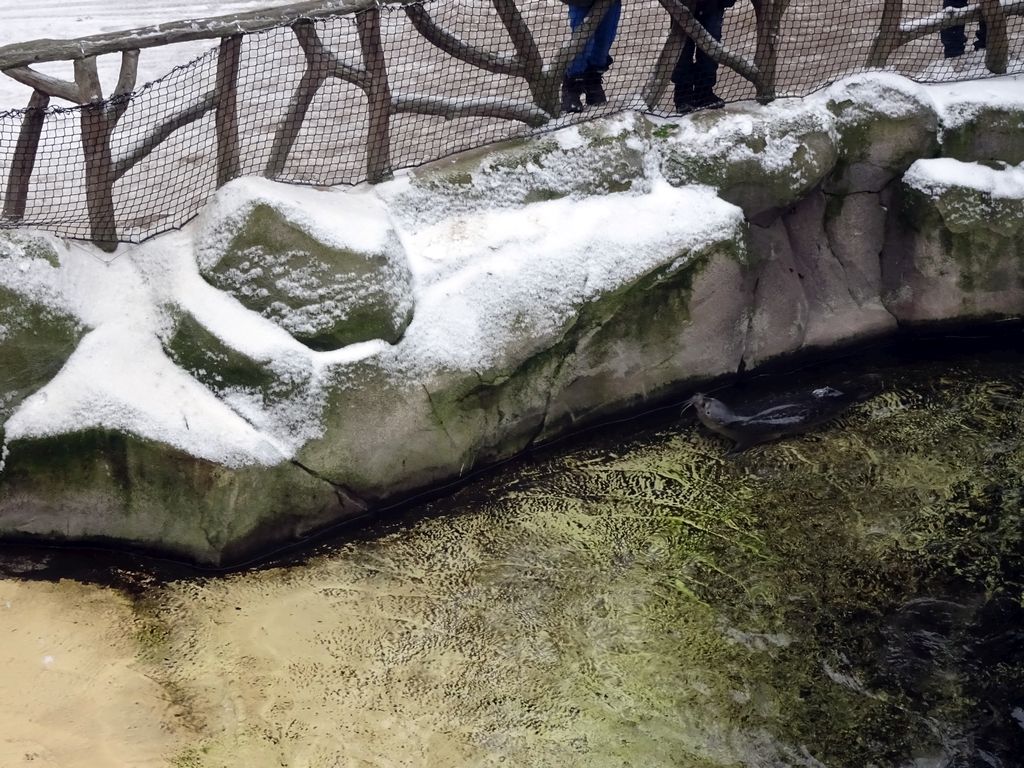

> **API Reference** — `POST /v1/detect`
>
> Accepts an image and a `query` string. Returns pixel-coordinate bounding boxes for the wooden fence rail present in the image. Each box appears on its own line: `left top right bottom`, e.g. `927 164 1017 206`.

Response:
869 0 1024 70
0 0 1020 250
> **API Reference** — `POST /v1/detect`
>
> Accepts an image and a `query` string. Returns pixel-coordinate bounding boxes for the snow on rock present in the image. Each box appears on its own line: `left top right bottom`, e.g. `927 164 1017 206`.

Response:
926 67 1024 129
4 69 1023 475
5 326 287 467
196 179 397 268
0 231 310 466
196 178 414 351
0 226 368 468
0 233 66 310
885 156 1024 323
382 112 655 229
656 98 838 218
389 180 744 377
824 72 938 124
822 72 940 194
0 234 84 429
904 158 1024 201
928 79 1024 165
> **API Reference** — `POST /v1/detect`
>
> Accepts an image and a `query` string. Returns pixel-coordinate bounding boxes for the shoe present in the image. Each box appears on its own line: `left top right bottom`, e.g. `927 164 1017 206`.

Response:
582 69 607 107
673 81 693 114
690 91 726 110
561 76 585 114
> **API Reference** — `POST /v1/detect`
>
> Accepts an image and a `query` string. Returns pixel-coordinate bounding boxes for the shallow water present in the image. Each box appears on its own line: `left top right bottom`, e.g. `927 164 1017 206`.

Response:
2 336 1023 767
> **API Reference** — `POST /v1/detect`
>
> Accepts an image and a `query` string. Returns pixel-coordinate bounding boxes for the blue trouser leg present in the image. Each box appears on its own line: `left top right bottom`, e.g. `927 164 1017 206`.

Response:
671 5 725 102
567 1 622 78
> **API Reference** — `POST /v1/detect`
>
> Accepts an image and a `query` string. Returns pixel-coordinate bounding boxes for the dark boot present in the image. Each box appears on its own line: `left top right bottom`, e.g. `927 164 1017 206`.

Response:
674 81 695 113
561 76 585 114
582 69 607 107
691 89 726 110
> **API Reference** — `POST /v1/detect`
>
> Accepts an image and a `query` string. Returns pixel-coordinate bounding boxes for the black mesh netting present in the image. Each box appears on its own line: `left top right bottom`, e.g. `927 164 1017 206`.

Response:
0 0 1020 245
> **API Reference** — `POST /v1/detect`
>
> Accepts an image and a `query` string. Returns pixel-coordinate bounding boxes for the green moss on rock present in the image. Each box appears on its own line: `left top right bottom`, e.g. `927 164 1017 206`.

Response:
0 428 350 565
941 107 1024 165
164 311 278 394
0 231 61 268
658 106 838 219
0 285 83 423
201 202 413 351
899 182 1024 294
825 84 940 194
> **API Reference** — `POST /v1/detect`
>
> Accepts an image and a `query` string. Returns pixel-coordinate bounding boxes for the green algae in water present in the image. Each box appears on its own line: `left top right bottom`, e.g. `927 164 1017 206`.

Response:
7 345 1024 768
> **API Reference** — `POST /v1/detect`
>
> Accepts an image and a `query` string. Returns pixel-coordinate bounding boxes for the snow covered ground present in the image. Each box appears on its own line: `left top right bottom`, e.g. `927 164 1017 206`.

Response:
0 1 281 108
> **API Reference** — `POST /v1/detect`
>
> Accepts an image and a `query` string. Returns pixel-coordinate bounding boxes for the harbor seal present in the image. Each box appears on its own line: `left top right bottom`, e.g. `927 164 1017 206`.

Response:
686 375 882 453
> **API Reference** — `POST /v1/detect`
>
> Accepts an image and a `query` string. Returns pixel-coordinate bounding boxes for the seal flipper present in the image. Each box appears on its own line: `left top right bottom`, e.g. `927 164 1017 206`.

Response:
726 437 757 455
727 430 783 455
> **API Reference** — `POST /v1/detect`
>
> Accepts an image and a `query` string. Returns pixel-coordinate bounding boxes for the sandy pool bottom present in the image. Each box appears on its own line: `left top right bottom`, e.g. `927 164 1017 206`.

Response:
0 578 189 767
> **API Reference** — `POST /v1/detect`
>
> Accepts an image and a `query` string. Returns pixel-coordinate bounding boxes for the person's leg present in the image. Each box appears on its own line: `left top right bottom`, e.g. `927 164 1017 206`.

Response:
974 18 987 51
566 4 594 79
940 0 968 58
562 4 592 113
585 1 620 72
582 1 621 105
671 33 697 110
692 4 726 108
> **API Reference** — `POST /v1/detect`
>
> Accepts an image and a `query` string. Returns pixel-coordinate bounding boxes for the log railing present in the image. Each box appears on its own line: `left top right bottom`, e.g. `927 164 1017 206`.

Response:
0 0 377 251
868 0 1024 72
0 0 1020 250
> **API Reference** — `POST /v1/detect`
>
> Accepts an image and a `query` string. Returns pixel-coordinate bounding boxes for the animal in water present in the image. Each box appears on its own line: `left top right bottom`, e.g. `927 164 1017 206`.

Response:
686 376 882 453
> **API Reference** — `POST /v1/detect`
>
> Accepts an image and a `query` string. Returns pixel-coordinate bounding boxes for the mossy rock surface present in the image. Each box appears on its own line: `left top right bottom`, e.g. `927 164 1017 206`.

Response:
901 176 1024 293
298 227 749 497
199 195 413 351
941 106 1024 165
883 167 1024 322
825 79 940 194
0 428 350 564
657 105 838 219
0 231 60 268
0 287 81 420
164 311 279 394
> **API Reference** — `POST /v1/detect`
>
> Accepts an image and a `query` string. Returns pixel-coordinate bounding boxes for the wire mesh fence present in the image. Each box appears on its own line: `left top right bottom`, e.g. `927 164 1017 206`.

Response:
0 0 1021 248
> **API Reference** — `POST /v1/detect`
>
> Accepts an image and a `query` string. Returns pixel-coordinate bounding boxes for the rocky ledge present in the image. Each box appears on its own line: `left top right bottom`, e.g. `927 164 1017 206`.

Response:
1 73 1023 564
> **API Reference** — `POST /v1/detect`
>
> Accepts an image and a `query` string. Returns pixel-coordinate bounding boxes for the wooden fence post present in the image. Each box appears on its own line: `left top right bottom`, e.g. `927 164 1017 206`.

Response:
642 23 685 109
492 0 546 107
357 7 392 183
979 0 1009 74
215 35 243 186
2 89 49 221
753 0 790 103
75 57 118 252
867 0 904 67
265 22 331 179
